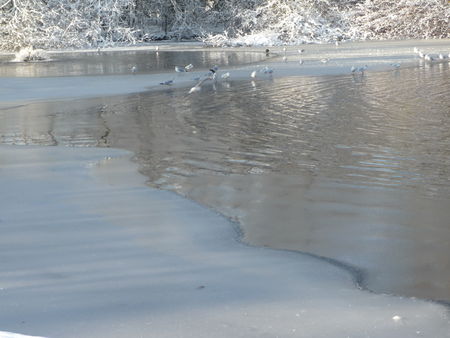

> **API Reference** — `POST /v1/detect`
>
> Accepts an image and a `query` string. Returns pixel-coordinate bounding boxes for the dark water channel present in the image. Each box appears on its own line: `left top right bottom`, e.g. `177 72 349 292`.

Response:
1 53 450 302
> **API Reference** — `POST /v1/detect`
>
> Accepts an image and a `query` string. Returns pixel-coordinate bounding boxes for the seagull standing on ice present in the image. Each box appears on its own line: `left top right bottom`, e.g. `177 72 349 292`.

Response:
262 66 273 74
250 70 257 78
131 66 137 74
221 72 230 79
175 66 186 73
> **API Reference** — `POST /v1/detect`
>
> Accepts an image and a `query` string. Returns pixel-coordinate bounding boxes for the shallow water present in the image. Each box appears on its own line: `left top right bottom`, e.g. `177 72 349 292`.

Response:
0 49 268 77
1 56 450 302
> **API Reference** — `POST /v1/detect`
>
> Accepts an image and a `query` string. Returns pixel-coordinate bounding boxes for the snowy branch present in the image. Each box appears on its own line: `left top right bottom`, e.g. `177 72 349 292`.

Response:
0 0 449 51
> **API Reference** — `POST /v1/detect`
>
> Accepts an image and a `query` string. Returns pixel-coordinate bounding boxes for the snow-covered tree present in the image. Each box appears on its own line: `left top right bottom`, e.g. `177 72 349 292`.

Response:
0 0 448 51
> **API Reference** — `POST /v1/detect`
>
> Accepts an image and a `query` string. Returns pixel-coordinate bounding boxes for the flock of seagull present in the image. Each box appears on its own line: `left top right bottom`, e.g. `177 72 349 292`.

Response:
128 45 449 94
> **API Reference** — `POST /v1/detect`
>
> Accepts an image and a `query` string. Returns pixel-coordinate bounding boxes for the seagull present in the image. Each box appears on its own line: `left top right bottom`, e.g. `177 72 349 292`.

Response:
350 66 357 73
262 66 273 74
438 53 446 60
175 66 186 72
298 49 305 54
208 65 219 77
221 72 230 79
185 63 194 71
250 70 257 78
424 54 434 62
188 74 215 94
413 47 419 54
320 58 329 64
131 65 137 73
358 65 368 73
160 79 174 85
189 85 201 94
155 46 159 51
418 50 425 58
299 59 304 65
335 41 340 47
282 56 287 62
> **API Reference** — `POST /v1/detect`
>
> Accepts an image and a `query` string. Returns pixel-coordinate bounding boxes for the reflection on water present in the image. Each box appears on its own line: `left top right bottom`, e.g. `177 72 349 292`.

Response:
0 50 268 77
1 59 450 301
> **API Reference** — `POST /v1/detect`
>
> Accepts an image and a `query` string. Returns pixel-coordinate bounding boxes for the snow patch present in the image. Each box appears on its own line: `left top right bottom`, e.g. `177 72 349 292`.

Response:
0 332 47 338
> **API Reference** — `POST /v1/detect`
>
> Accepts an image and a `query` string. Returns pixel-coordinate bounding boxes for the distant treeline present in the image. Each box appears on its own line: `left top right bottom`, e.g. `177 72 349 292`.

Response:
0 0 448 50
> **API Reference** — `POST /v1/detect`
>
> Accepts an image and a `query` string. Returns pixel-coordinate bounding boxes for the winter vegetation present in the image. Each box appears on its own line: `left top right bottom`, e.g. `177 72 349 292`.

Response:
0 0 449 51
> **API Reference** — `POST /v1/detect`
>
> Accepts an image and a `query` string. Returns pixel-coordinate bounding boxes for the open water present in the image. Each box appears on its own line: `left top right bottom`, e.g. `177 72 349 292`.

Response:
1 50 449 302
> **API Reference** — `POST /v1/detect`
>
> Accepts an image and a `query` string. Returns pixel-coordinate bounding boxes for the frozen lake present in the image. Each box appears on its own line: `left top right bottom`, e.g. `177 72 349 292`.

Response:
1 44 450 305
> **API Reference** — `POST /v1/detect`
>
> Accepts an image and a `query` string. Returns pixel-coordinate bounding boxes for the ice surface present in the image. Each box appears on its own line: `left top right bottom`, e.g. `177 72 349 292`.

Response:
0 145 449 337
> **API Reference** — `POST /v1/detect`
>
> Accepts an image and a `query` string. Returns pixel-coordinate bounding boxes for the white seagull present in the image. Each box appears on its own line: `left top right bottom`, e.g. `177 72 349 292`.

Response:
189 85 201 94
175 66 186 73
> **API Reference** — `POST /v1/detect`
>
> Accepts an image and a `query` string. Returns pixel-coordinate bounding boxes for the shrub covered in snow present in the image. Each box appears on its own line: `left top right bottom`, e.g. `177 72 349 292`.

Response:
0 0 449 51
348 0 450 40
13 46 49 62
